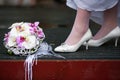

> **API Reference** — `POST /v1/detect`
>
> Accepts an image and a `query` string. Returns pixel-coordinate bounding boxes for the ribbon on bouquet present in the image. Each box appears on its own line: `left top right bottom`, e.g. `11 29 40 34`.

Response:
24 42 65 80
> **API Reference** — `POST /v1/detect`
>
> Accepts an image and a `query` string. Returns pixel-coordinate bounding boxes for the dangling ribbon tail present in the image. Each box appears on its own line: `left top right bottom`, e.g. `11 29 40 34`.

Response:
24 42 65 80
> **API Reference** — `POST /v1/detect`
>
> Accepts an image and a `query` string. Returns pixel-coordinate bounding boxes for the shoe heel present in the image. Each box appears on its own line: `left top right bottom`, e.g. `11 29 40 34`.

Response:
115 37 119 47
85 41 89 50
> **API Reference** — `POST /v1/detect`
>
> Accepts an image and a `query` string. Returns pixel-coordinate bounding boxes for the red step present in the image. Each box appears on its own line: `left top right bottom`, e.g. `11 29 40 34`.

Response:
0 60 120 80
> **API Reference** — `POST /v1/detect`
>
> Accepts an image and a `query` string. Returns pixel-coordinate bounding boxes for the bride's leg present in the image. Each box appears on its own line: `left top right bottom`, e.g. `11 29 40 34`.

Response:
92 5 118 40
65 8 90 45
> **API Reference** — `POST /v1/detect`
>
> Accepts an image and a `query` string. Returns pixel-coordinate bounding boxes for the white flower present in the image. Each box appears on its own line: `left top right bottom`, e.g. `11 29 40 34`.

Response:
9 23 31 37
22 35 37 49
7 36 16 47
9 27 19 37
9 22 23 29
19 23 31 36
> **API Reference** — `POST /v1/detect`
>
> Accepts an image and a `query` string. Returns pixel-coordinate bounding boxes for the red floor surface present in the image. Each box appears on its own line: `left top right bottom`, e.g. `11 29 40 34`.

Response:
0 60 120 80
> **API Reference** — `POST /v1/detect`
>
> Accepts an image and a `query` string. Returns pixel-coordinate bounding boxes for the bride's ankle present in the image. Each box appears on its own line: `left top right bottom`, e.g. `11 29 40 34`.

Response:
65 28 89 45
92 25 118 40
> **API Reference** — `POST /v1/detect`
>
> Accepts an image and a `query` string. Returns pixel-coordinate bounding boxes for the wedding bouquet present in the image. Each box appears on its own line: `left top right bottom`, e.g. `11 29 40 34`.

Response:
3 22 45 55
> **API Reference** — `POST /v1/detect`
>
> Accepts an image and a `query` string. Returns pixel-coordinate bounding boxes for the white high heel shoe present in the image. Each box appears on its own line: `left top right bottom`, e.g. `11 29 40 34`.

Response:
86 26 120 47
54 29 92 52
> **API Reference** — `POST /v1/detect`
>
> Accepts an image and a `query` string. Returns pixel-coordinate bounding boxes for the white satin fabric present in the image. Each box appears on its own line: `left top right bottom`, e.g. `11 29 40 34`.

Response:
66 0 120 26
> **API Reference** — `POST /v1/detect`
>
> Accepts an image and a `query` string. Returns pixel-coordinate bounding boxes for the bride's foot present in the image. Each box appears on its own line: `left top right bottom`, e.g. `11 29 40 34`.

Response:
54 29 92 52
92 25 117 40
87 4 119 47
87 26 120 47
65 27 89 45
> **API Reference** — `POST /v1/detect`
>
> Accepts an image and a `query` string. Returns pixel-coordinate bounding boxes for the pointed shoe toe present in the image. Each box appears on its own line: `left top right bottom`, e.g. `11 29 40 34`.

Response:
54 43 77 52
54 45 65 52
